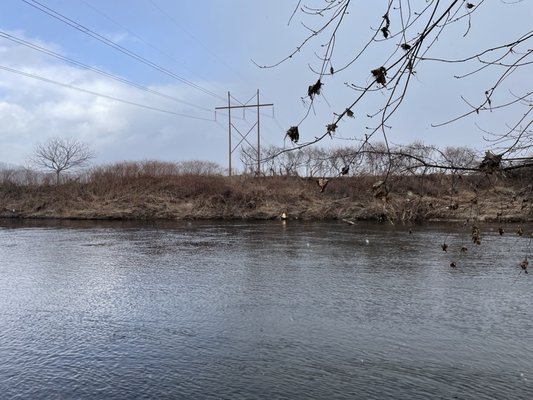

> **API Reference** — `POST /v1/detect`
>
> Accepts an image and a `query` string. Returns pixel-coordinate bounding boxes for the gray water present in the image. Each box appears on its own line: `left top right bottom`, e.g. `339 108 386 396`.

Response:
0 219 532 399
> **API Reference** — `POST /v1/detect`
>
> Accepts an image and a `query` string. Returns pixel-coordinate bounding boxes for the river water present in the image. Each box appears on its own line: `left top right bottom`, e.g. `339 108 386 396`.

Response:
0 219 532 399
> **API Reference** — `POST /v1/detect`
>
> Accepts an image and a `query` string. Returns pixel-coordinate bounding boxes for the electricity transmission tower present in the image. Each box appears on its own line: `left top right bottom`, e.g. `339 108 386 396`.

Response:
215 90 273 176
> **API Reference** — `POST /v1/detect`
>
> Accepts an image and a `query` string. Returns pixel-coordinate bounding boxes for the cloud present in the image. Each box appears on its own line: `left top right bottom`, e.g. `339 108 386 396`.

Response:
0 30 226 167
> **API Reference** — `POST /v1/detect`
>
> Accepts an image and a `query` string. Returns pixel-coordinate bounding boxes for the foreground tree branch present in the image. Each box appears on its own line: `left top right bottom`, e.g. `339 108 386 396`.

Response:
261 1 532 181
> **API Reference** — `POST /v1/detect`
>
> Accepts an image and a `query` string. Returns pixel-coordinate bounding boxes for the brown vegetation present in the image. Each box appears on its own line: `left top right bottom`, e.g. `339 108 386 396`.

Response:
1 160 532 223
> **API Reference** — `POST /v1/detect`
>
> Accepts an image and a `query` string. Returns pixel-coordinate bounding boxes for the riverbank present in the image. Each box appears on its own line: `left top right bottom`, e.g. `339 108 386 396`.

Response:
1 171 532 223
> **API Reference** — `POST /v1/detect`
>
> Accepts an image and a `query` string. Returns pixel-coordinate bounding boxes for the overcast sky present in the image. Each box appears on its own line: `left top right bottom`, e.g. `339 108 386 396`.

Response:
0 0 531 171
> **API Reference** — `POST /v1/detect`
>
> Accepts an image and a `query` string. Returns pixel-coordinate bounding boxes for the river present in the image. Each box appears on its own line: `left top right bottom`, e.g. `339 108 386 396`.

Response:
0 219 532 399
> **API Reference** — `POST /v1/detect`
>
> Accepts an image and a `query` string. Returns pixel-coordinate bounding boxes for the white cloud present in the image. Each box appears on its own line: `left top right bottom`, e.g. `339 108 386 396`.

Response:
0 30 227 168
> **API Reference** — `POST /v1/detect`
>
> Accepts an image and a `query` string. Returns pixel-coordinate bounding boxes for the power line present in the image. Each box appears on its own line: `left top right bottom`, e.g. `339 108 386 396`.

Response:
0 64 215 121
146 0 240 81
77 0 200 81
20 0 226 101
0 30 212 113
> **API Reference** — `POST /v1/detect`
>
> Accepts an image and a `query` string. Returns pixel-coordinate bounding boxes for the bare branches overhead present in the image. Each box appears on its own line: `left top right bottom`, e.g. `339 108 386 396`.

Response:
264 1 531 177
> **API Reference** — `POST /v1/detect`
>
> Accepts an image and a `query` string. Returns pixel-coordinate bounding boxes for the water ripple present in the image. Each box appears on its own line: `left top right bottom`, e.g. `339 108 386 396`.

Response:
0 220 532 399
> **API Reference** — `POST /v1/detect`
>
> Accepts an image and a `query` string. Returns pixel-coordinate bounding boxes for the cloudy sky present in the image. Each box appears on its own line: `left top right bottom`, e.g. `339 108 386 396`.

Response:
0 0 531 171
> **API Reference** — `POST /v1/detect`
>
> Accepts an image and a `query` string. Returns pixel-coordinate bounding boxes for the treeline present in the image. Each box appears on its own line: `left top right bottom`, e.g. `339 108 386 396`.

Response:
2 142 532 188
0 160 224 186
241 142 480 177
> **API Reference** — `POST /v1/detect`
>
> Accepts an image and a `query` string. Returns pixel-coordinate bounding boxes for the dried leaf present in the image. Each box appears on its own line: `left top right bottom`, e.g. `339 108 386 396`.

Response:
401 43 411 51
286 126 299 143
371 66 387 86
381 13 391 40
341 166 349 175
466 3 475 9
382 13 390 30
326 123 337 134
345 108 354 118
307 79 322 99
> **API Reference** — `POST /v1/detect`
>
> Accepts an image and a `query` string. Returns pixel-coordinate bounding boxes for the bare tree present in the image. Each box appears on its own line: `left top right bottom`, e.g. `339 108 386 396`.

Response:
440 146 478 170
239 145 259 175
31 137 94 184
257 1 532 177
176 160 224 176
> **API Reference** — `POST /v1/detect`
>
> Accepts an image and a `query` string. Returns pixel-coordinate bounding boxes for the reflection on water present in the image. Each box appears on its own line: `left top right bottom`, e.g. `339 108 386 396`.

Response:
0 219 532 399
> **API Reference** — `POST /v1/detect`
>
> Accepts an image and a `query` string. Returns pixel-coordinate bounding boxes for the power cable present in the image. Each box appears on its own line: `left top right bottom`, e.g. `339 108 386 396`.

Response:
146 0 240 81
0 30 212 113
20 0 226 101
77 0 203 81
0 64 215 121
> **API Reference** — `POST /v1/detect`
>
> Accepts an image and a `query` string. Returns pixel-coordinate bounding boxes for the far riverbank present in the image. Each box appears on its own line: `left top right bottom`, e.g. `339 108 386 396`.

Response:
1 172 531 224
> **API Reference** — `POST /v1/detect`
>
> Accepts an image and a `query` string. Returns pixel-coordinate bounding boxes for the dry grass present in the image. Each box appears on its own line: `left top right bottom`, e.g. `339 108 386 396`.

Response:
1 161 532 222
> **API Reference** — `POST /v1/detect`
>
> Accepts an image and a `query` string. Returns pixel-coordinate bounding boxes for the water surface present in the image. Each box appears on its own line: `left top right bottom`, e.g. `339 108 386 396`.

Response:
0 220 532 399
